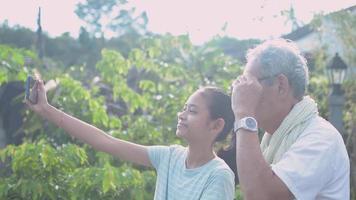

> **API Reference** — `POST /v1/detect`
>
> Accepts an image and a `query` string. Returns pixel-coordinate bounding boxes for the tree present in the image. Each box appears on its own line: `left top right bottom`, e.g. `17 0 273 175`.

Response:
207 36 261 63
281 5 303 32
0 23 36 50
75 0 148 38
0 35 242 199
329 9 356 200
311 8 356 199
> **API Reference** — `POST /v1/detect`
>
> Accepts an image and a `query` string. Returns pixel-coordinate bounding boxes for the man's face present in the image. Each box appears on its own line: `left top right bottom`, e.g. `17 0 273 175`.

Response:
243 60 280 130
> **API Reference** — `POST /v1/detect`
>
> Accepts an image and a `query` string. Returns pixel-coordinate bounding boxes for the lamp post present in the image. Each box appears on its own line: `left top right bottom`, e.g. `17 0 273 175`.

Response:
326 53 348 139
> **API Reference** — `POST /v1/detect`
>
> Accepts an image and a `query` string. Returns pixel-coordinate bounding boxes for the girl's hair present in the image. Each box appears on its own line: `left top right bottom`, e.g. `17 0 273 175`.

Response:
198 86 238 184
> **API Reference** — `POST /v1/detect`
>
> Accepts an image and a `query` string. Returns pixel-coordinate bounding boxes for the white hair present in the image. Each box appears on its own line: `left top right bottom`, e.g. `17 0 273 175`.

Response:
246 39 309 99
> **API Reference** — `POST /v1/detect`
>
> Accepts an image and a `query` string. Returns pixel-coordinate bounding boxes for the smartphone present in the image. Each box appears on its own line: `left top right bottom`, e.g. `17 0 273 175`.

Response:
25 76 38 104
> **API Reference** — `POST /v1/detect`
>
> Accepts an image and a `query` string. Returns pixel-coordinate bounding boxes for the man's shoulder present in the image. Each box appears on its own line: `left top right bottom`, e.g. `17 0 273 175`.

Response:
297 116 349 163
277 116 350 199
301 116 342 142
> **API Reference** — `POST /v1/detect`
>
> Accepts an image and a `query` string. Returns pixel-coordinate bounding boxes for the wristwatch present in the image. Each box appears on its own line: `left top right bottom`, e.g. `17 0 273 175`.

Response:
234 117 258 133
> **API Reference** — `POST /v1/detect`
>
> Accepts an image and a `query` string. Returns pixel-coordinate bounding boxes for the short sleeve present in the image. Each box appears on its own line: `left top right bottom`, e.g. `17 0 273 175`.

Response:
200 169 235 200
147 145 170 169
271 133 337 200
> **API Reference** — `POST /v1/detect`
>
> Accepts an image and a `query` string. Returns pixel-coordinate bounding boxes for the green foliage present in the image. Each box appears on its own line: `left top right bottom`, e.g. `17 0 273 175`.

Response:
0 22 144 75
1 36 242 199
344 77 356 139
0 140 152 200
207 37 261 63
2 7 353 198
0 23 35 49
75 0 148 37
344 77 356 200
0 140 87 199
327 9 356 150
235 186 244 200
306 47 329 118
328 9 356 65
1 22 354 198
310 8 356 199
0 44 38 85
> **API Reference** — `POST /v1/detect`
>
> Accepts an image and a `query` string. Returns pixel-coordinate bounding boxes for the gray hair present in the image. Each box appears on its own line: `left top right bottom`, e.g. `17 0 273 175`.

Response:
246 39 309 99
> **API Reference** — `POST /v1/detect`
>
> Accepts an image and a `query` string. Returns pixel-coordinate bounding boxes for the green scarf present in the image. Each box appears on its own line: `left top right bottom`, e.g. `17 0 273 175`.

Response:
260 96 318 164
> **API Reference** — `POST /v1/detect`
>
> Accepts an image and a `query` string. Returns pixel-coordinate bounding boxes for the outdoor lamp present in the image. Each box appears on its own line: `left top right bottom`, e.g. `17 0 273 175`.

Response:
326 52 348 137
326 53 348 94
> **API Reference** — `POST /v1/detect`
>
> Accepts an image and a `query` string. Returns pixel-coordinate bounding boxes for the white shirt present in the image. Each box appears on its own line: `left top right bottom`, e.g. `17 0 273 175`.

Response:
271 116 350 200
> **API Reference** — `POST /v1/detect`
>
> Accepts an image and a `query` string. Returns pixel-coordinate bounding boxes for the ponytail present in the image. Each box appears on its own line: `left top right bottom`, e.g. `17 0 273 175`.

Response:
217 133 238 184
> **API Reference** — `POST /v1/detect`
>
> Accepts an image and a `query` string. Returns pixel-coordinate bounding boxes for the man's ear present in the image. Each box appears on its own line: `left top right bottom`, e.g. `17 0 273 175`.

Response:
276 74 290 96
211 118 225 135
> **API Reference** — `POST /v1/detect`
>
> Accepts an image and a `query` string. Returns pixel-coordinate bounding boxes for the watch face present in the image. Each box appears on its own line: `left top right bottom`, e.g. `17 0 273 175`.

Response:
246 117 257 128
234 117 258 133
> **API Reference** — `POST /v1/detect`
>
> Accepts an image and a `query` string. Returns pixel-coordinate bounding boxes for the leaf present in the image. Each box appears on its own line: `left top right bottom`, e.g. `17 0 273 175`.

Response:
139 80 156 92
0 69 8 85
109 117 122 129
102 164 116 193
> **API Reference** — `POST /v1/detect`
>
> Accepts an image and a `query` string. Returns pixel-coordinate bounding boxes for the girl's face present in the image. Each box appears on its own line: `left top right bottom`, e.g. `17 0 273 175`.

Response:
176 91 214 143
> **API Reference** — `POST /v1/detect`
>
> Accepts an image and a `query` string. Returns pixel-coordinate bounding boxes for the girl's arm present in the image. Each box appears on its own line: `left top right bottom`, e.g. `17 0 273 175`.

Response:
27 80 152 167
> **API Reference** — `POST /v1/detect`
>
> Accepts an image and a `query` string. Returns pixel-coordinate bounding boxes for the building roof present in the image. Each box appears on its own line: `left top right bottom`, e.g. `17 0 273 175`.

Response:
282 25 314 41
282 5 356 41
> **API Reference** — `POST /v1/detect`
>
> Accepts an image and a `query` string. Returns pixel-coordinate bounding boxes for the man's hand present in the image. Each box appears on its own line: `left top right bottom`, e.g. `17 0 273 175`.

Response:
231 75 262 120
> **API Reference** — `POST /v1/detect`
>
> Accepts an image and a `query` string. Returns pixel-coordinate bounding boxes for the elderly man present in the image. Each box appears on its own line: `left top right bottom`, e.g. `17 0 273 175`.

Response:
231 39 350 200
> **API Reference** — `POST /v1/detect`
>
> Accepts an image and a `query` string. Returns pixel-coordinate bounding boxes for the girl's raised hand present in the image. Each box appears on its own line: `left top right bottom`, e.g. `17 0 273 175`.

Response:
25 79 50 115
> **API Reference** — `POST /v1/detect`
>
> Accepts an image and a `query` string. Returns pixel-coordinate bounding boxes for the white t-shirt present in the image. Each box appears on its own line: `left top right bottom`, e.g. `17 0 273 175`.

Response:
271 116 350 200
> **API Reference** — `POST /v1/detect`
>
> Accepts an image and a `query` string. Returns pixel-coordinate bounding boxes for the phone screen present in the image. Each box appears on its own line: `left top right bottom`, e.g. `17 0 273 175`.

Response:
25 76 38 104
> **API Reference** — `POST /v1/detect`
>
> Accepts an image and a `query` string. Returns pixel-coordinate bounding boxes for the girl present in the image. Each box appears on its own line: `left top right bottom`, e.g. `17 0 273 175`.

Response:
27 80 237 200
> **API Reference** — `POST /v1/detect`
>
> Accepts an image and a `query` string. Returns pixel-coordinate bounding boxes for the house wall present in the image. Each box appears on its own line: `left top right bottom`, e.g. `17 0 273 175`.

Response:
293 17 355 76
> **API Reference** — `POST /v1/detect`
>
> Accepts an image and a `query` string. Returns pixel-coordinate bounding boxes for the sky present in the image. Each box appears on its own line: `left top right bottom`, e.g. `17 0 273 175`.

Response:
0 0 355 44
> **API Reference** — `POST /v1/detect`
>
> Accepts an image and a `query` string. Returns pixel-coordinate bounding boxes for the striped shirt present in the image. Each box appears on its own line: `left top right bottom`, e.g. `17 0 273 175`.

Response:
148 145 235 200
